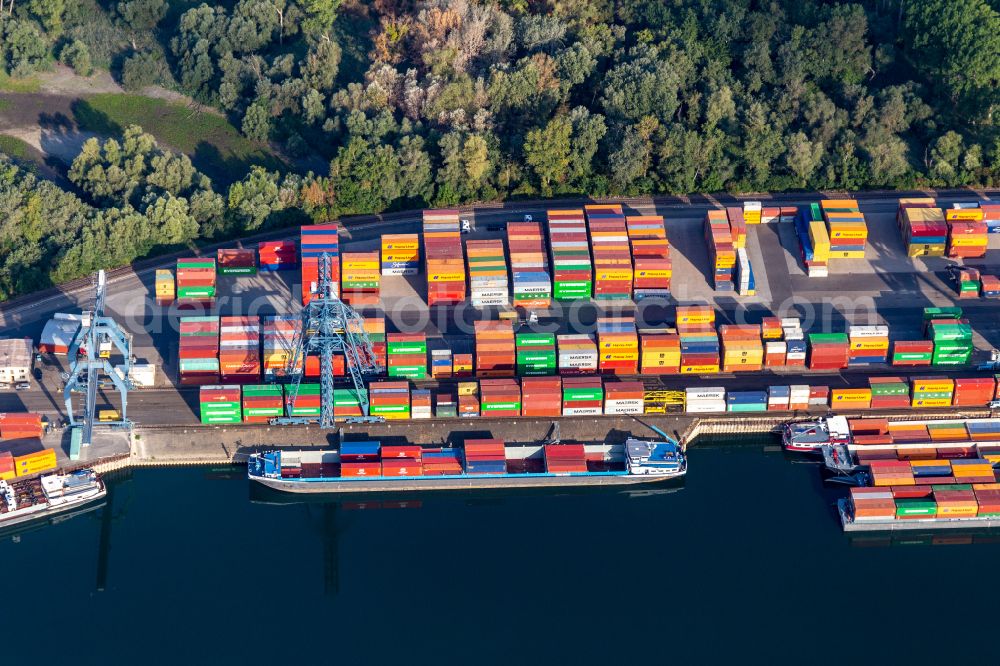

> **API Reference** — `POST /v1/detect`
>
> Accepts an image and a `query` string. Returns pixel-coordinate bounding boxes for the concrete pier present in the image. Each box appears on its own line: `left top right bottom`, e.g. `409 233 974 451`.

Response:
72 405 995 473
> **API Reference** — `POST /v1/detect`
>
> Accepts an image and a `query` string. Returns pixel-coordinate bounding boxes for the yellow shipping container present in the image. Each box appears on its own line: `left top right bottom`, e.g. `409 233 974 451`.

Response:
809 221 831 261
910 398 952 407
907 244 946 257
429 273 466 282
832 389 872 402
851 339 890 351
912 380 953 391
946 209 984 221
596 271 634 281
681 364 720 374
599 340 640 351
457 382 478 396
831 251 866 259
635 269 672 279
602 352 640 361
950 236 988 247
14 449 57 476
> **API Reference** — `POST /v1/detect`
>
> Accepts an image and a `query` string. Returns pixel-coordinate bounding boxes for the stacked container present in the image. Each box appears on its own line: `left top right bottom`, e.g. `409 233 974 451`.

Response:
217 248 256 276
368 381 410 420
339 442 381 478
980 275 1000 297
175 258 216 305
11 449 56 477
897 200 946 257
952 377 996 406
735 248 756 296
333 387 367 419
507 222 552 307
547 209 592 301
596 316 639 375
868 377 910 409
891 340 933 366
411 390 432 419
831 388 872 410
586 204 632 300
727 391 767 412
705 210 736 290
544 444 588 473
719 325 763 372
380 233 419 275
946 204 988 258
556 334 597 375
475 320 515 377
789 385 811 410
463 439 507 474
604 381 644 414
783 318 807 367
983 203 1000 233
515 332 556 376
743 201 762 225
430 349 452 379
356 316 386 373
954 267 981 298
258 240 297 270
911 377 954 408
340 252 380 306
262 315 300 380
639 333 680 374
808 333 849 370
479 379 521 417
199 385 242 424
726 207 747 249
423 210 466 306
561 377 603 415
284 383 321 418
847 325 889 366
466 239 509 307
0 413 44 441
822 199 867 259
793 205 829 277
626 215 672 299
381 444 423 476
685 387 726 413
386 333 426 380
154 269 174 306
435 393 458 418
676 306 719 374
300 224 340 305
178 316 219 385
218 316 260 383
928 319 973 365
520 376 562 416
242 384 283 423
422 449 463 475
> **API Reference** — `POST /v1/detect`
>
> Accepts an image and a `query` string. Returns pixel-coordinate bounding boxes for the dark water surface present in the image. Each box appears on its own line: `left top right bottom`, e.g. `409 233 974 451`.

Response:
3 438 998 665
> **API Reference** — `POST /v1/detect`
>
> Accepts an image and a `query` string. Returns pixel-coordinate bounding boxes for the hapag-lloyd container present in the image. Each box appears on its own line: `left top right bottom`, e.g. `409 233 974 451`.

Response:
424 210 466 306
627 214 671 298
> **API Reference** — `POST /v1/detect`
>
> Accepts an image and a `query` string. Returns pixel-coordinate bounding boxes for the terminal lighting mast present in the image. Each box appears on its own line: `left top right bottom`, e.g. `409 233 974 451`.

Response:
274 253 384 427
63 270 134 456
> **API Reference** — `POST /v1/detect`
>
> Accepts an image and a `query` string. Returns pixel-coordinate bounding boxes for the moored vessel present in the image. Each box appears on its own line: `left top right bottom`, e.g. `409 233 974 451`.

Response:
0 470 107 529
248 435 686 494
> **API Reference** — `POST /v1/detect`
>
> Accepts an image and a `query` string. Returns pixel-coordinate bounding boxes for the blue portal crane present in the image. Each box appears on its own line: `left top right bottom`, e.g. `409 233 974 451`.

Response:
63 270 134 458
273 253 384 427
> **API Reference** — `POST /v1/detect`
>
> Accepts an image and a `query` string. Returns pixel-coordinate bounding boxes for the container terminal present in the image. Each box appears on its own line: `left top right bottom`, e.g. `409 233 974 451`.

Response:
3 194 1000 511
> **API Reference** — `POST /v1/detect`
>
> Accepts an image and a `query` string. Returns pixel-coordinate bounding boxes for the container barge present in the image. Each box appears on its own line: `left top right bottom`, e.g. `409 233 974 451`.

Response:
247 436 686 494
0 470 106 529
839 483 1000 532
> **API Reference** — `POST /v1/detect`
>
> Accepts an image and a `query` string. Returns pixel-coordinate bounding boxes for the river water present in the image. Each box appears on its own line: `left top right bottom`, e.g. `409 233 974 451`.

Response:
3 437 999 664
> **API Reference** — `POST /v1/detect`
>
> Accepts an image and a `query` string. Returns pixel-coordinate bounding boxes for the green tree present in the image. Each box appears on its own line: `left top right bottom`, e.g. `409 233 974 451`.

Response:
59 40 93 76
145 194 198 245
28 0 66 37
524 116 572 193
227 166 283 230
1 19 48 77
904 0 1000 113
242 99 273 142
117 0 167 31
785 132 823 185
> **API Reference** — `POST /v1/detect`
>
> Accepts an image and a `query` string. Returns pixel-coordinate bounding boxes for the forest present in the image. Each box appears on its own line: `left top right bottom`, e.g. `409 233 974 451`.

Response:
0 0 999 300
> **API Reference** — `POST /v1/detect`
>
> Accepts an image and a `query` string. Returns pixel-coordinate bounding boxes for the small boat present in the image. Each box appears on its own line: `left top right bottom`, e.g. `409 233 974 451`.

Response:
0 470 107 530
782 415 851 452
248 435 686 494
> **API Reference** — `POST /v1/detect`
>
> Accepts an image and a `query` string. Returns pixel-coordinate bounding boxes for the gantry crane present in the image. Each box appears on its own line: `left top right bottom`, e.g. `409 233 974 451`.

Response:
63 270 134 458
273 253 384 427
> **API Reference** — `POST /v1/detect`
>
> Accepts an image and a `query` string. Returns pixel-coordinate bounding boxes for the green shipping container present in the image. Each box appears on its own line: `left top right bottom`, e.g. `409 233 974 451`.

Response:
388 366 425 378
219 266 257 276
563 388 603 401
289 407 322 416
871 383 908 396
387 342 427 354
243 384 283 397
727 403 767 413
894 499 937 516
809 333 849 344
893 352 933 361
243 407 283 417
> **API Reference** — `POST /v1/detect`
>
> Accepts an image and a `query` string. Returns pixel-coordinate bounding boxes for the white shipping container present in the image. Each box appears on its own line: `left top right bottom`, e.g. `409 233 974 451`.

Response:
563 407 602 416
685 387 726 400
604 400 643 414
786 352 807 360
780 318 801 328
381 267 419 276
685 401 727 413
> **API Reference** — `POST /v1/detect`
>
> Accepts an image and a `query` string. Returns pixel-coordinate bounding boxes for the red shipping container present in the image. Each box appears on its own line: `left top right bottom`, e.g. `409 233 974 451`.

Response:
340 462 382 477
